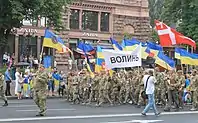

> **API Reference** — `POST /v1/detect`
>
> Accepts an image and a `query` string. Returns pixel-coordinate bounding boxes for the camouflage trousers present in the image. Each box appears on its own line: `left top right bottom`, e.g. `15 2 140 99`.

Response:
111 89 119 104
192 91 198 108
0 87 7 102
33 90 47 115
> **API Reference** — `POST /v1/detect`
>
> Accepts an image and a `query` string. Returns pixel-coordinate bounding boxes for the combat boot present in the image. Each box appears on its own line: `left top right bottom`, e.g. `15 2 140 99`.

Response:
2 101 8 107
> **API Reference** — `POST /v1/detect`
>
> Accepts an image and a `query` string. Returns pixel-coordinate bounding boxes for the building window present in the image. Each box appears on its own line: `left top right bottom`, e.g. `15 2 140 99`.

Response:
40 17 49 27
70 9 80 29
82 10 98 31
101 40 110 44
22 19 38 27
101 12 109 32
18 36 37 62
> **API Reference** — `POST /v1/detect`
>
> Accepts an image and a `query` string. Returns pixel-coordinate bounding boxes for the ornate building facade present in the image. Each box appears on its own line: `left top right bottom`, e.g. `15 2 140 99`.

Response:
9 0 150 71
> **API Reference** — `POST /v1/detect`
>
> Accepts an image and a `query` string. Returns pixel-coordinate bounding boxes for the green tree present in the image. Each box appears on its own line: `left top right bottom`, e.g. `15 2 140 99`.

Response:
148 0 164 27
0 0 72 51
162 0 198 42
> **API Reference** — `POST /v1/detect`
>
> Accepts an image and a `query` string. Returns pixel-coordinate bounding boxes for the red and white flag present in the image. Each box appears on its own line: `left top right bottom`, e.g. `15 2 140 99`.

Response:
155 20 196 48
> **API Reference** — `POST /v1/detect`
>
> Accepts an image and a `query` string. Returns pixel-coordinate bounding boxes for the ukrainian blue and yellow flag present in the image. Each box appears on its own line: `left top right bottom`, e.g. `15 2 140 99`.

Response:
177 48 198 65
78 42 95 78
122 39 150 59
95 46 114 76
122 38 140 51
95 46 105 73
141 42 151 59
175 48 181 59
43 29 71 53
155 51 175 70
110 38 123 51
147 41 163 58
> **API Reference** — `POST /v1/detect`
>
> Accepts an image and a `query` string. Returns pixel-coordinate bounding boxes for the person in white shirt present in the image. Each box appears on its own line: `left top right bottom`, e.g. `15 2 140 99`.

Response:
3 52 8 66
141 69 160 116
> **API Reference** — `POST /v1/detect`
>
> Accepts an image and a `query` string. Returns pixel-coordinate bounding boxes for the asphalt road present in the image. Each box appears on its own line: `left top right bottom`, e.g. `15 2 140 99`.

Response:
0 99 197 123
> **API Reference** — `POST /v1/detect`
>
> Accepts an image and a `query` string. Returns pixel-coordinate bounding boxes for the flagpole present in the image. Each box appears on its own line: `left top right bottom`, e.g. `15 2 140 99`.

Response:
191 46 194 70
39 44 44 65
186 46 189 73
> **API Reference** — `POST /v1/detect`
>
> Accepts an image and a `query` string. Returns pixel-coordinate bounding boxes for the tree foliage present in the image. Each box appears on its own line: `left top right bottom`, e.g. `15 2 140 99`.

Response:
0 0 72 49
149 0 198 43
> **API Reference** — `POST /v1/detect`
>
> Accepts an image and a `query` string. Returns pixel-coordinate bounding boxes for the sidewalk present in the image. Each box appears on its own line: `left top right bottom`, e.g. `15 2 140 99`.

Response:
6 81 63 100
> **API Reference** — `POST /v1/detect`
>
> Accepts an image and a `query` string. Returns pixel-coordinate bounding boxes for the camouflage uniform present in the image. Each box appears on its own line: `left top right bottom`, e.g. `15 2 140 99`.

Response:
66 73 73 101
176 71 185 108
137 74 145 107
164 71 180 111
82 74 90 104
0 73 8 106
33 69 48 116
72 75 80 104
88 74 99 104
155 72 163 104
190 70 198 111
110 73 119 104
97 73 105 106
133 73 140 105
119 74 126 104
99 74 112 106
124 73 134 104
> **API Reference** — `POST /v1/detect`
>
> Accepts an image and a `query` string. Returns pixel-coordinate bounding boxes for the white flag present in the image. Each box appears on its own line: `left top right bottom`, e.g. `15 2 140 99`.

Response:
103 44 142 69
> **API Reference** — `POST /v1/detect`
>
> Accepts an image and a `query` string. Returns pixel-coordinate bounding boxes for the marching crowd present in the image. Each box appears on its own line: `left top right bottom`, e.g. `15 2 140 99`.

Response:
63 67 198 112
1 65 198 116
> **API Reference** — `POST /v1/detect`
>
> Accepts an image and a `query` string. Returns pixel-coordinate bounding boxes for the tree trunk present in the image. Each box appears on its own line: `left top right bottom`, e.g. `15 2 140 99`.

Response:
0 28 7 67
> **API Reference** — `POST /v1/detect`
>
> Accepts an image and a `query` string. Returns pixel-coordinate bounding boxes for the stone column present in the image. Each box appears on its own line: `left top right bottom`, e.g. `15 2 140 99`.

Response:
37 36 42 60
98 11 101 32
79 9 83 30
109 12 113 34
67 8 71 30
15 35 19 63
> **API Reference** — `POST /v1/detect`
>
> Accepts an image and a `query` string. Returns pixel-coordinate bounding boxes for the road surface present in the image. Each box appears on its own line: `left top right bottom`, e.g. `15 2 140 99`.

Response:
0 99 197 123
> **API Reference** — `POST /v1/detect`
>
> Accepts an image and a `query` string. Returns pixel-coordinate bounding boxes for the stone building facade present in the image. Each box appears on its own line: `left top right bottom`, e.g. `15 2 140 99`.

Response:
9 0 150 71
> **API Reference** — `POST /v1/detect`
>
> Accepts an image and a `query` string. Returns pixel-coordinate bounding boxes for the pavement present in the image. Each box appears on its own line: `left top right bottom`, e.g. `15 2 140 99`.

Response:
0 99 198 123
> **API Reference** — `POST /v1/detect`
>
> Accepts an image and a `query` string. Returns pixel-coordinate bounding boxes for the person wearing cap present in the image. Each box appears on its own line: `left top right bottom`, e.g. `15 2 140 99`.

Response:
176 70 185 109
33 65 49 116
141 70 160 116
164 70 180 112
190 69 198 111
0 72 8 106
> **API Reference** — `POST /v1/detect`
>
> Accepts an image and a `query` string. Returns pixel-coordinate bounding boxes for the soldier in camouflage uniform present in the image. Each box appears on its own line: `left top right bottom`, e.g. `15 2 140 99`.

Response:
33 65 49 116
66 72 73 101
124 72 134 104
88 72 99 104
71 72 80 104
164 70 180 112
136 72 144 108
118 73 126 104
96 72 105 106
82 73 90 104
154 67 166 105
176 70 185 109
99 72 113 106
0 72 8 106
110 72 120 105
133 71 140 105
190 69 198 111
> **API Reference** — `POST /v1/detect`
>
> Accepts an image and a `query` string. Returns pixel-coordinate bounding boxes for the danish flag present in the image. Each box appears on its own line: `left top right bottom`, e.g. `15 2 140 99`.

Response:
155 20 196 49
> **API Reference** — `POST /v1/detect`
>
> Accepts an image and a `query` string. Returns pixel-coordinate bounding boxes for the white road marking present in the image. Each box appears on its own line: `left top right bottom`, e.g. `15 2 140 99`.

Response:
5 105 37 108
0 111 198 122
16 109 76 112
103 120 163 123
